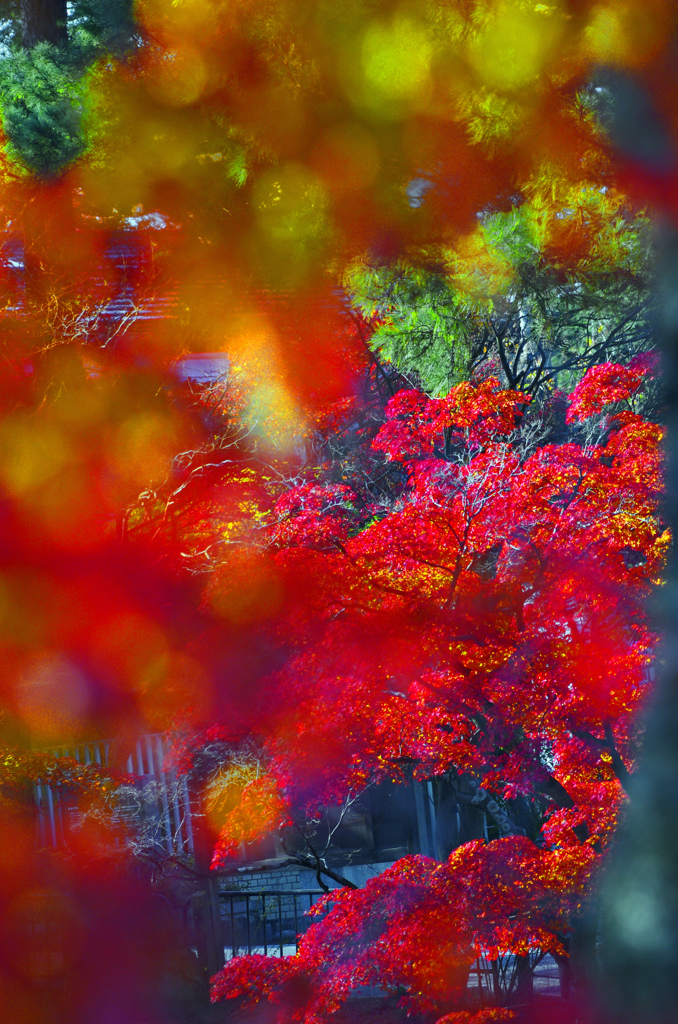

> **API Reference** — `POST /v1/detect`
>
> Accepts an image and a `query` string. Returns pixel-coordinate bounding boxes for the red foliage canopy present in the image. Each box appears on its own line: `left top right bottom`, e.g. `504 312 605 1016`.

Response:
209 357 665 1018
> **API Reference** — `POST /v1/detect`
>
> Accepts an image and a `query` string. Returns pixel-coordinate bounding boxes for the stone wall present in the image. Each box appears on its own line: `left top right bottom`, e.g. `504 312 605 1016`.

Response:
226 859 397 893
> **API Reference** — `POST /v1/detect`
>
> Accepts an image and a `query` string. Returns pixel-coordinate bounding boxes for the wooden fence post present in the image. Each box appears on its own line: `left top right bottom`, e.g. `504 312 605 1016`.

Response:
187 777 225 982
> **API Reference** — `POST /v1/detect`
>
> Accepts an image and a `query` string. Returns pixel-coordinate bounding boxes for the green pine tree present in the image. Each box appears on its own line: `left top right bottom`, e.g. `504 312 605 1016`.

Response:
345 201 656 401
0 0 135 178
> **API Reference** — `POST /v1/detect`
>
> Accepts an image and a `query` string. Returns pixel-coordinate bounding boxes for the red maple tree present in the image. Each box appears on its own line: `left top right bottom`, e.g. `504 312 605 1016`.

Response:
206 355 665 1019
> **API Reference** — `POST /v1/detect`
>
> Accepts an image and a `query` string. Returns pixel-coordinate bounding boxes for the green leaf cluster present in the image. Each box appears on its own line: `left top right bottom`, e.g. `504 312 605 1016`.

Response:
0 0 135 178
345 260 478 396
345 200 657 400
0 42 86 176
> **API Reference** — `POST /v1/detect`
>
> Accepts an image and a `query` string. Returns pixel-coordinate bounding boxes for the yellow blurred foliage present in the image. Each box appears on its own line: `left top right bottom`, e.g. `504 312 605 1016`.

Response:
108 410 180 491
145 45 209 108
361 13 433 113
0 415 72 497
447 224 516 299
468 3 566 93
584 1 672 66
207 550 283 625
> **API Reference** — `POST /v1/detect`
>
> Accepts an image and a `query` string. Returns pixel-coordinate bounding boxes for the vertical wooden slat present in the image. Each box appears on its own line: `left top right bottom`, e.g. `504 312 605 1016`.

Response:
169 770 184 853
262 893 268 955
180 776 195 854
145 735 155 775
46 786 58 847
155 736 174 854
34 783 46 847
278 895 283 958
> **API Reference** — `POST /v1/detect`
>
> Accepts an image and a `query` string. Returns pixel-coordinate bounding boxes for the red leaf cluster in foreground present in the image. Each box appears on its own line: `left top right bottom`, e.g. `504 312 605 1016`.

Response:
212 840 594 1021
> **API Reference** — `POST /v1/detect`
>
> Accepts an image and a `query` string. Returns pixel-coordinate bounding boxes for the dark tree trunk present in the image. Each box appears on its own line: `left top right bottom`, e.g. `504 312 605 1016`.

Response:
510 955 534 1004
20 0 67 47
598 223 678 1024
434 776 486 860
596 64 678 1024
